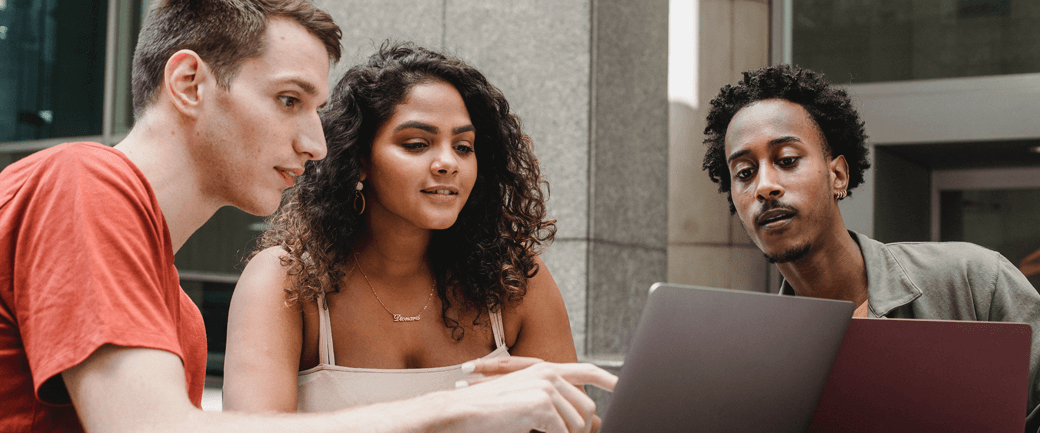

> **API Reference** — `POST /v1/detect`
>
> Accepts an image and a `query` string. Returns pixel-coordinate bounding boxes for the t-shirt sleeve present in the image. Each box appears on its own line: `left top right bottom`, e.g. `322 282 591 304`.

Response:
981 251 1040 420
12 149 183 404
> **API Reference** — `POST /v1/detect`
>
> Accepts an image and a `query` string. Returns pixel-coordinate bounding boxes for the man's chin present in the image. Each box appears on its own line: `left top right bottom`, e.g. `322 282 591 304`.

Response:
258 201 284 217
238 197 282 217
763 243 812 264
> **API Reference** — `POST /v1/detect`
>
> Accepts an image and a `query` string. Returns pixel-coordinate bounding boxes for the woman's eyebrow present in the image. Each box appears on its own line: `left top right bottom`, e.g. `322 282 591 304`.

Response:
394 121 438 134
453 125 475 135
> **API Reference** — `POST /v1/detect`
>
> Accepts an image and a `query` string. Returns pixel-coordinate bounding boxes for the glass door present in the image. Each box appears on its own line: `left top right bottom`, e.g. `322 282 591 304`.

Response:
934 167 1040 291
0 0 107 143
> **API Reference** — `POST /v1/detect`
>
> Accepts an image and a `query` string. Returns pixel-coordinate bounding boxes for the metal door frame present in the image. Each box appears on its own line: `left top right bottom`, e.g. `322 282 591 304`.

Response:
931 167 1040 241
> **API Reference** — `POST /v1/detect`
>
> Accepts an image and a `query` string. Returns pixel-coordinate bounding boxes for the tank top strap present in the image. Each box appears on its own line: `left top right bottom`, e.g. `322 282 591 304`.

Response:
316 290 336 365
489 307 506 349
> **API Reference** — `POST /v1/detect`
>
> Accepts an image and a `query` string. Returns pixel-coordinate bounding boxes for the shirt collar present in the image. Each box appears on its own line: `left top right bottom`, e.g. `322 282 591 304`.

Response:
777 230 922 317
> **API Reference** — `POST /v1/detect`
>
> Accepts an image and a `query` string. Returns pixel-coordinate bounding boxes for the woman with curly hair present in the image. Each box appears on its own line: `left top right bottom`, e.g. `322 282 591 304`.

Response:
220 42 582 414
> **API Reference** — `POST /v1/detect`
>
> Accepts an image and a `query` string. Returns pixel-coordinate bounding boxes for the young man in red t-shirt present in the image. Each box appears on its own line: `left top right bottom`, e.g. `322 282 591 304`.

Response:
0 1 615 432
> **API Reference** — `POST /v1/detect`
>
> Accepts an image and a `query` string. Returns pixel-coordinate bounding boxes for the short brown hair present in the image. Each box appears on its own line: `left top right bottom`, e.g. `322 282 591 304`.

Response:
131 0 341 117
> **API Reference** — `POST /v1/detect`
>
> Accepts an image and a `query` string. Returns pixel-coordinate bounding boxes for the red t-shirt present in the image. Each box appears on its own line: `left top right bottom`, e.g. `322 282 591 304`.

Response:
0 142 207 432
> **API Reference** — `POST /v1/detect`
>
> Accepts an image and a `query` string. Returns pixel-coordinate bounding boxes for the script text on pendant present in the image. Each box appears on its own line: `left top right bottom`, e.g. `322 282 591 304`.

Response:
393 314 420 322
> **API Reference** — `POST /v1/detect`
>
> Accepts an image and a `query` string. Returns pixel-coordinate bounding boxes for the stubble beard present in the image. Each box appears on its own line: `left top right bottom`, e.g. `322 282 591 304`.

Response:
738 213 812 264
764 242 812 264
736 201 813 264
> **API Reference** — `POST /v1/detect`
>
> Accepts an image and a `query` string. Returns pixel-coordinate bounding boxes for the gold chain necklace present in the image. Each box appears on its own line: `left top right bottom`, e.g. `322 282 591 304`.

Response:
353 253 435 322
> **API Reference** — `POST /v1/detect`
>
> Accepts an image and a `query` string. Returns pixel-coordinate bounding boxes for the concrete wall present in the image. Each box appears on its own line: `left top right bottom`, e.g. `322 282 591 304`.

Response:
312 0 670 362
667 0 773 293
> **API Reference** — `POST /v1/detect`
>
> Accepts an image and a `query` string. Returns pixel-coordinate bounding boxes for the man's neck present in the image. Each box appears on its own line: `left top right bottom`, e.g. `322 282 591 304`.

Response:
777 228 868 305
114 111 223 253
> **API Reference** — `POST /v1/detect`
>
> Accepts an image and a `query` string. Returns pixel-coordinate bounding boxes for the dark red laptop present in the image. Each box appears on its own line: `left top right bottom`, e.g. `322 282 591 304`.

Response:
808 318 1031 433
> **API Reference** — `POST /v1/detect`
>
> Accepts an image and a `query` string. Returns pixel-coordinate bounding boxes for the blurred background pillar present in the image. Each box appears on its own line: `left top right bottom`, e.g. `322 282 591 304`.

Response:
667 0 773 297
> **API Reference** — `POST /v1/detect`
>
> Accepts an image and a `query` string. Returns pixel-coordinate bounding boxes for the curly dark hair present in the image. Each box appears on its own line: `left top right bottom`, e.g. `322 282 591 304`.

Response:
702 64 870 214
254 41 556 340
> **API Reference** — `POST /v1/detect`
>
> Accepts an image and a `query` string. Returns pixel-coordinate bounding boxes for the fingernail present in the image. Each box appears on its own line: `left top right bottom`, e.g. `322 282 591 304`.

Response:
460 361 475 374
455 380 469 389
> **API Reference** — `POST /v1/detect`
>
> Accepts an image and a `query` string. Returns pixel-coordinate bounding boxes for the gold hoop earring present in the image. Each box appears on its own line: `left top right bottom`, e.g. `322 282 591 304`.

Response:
354 181 366 214
835 190 847 200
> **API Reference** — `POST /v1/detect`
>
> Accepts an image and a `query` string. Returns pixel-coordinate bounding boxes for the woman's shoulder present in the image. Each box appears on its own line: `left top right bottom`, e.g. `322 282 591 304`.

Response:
236 246 294 298
250 245 293 267
503 256 563 326
500 254 578 361
500 256 550 303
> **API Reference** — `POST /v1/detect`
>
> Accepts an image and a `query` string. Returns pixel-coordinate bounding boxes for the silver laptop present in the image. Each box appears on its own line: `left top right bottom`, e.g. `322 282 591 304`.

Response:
599 283 854 433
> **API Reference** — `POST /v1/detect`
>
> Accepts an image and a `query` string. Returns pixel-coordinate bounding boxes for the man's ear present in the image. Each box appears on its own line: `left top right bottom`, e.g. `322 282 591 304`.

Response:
163 49 211 119
830 154 850 192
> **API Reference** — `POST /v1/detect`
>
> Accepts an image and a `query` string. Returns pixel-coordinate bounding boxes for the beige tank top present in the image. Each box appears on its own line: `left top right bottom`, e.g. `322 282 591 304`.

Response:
296 291 510 412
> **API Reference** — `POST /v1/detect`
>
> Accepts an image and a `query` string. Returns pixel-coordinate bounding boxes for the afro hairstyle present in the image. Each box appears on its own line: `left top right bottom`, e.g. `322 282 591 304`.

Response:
701 64 870 214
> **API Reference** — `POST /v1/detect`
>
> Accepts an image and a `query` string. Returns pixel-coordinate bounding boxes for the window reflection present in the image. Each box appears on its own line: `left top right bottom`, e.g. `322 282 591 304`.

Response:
792 0 1040 83
941 188 1040 291
0 0 107 142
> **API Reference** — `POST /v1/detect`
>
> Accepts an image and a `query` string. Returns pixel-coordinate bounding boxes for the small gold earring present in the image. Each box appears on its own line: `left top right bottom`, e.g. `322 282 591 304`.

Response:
354 181 366 214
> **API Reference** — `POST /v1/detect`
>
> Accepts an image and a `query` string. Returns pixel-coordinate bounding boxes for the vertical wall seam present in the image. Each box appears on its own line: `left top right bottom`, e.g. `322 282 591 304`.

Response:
584 0 598 357
729 0 736 86
102 0 119 144
440 0 447 50
727 1 737 249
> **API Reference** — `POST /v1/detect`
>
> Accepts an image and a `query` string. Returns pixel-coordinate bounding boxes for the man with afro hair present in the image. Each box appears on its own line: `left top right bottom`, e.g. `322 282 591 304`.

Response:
703 64 1040 428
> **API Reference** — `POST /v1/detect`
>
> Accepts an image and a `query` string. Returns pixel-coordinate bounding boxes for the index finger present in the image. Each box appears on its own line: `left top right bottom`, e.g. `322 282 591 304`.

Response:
468 358 619 392
546 363 619 392
466 356 545 375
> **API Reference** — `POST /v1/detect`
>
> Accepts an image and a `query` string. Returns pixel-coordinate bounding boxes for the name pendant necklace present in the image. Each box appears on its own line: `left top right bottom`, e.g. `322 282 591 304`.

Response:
353 253 435 322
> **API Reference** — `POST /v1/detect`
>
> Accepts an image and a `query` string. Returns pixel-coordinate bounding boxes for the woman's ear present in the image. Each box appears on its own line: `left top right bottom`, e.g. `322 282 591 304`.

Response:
163 49 211 119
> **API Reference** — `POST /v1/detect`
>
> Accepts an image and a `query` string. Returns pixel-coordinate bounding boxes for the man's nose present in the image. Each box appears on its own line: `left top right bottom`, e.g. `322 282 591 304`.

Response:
297 113 327 161
755 165 784 201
